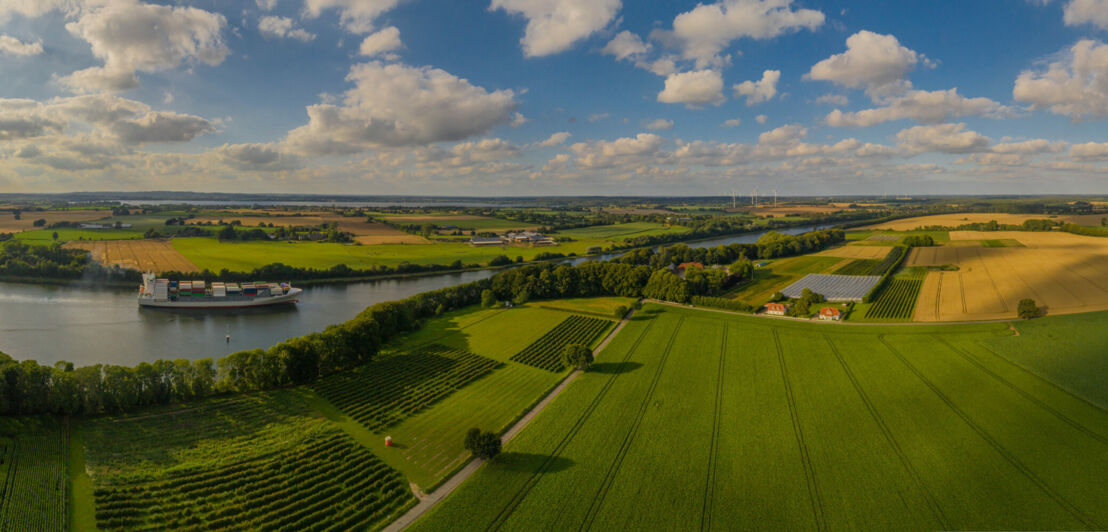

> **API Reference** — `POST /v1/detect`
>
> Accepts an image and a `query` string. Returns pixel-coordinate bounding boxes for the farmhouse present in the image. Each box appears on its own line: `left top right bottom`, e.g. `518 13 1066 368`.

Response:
673 261 703 278
818 307 842 321
764 302 789 316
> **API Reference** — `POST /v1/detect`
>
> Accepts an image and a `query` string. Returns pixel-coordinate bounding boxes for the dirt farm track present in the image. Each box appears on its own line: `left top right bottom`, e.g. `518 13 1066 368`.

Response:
65 240 200 273
910 231 1108 321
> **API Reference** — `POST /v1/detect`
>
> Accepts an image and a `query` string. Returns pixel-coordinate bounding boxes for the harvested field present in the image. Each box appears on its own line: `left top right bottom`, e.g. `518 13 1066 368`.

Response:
0 210 109 233
65 240 199 273
911 231 1108 321
860 212 1106 231
815 244 893 259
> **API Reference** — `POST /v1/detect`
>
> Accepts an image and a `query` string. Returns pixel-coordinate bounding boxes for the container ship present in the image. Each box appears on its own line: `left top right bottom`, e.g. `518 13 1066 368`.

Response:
138 273 302 309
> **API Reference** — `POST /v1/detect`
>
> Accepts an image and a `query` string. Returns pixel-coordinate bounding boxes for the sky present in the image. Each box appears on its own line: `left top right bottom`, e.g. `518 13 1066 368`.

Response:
1 0 1108 196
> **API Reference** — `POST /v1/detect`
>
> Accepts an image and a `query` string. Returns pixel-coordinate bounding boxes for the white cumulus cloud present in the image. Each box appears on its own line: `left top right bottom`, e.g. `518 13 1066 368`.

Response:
644 118 674 130
666 0 824 68
733 69 780 105
0 34 43 56
807 30 920 96
59 1 229 93
896 123 990 154
825 88 1013 127
1013 39 1108 120
657 69 725 108
537 131 571 147
302 0 403 34
1063 0 1108 30
359 26 401 56
259 15 315 42
601 30 649 61
285 61 519 154
722 118 741 127
491 0 621 57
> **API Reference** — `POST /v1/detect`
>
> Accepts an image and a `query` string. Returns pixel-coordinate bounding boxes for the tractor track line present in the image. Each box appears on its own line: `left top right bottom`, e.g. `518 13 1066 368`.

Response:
578 317 685 532
700 324 727 532
773 328 827 532
931 336 1108 445
824 335 950 529
972 343 1108 415
483 322 653 531
878 335 1102 530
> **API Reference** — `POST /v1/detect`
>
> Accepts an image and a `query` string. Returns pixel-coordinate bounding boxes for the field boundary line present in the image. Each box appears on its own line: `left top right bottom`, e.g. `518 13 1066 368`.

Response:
578 316 686 532
824 335 950 529
933 336 1108 444
700 323 727 532
878 335 1102 529
773 328 827 532
972 342 1108 413
473 312 649 532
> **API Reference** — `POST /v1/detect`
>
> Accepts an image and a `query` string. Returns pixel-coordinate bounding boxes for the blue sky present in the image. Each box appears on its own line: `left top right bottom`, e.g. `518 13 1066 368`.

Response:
1 0 1107 195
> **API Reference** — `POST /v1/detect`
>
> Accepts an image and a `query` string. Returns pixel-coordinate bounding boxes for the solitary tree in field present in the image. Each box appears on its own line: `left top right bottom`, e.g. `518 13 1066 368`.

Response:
481 289 497 308
1018 298 1040 319
464 428 501 460
613 304 628 319
51 231 58 242
563 344 593 370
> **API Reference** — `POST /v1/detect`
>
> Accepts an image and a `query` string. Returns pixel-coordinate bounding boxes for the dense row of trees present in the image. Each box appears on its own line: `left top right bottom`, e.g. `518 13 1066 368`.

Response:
614 229 844 269
916 219 1058 232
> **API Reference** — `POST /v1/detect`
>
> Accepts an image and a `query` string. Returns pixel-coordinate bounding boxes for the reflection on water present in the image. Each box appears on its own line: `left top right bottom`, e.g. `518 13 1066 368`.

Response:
0 225 820 366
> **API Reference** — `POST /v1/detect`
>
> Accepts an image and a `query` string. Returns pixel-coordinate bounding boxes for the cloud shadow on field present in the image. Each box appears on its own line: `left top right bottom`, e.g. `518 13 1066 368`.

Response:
492 452 574 473
588 361 643 374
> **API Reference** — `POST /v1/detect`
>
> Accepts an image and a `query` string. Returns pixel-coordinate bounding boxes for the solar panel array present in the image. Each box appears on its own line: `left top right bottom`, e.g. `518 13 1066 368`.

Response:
781 274 881 302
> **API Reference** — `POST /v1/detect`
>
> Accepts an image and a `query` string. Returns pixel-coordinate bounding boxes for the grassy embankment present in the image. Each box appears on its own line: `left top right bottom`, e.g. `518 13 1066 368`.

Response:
415 304 1108 531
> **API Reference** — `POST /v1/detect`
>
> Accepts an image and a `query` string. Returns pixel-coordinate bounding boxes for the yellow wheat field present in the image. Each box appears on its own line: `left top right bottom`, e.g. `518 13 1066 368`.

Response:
859 212 1105 231
815 244 894 259
65 240 200 273
910 231 1108 321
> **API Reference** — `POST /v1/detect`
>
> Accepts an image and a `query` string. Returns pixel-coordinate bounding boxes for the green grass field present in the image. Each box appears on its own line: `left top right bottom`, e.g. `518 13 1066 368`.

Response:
414 304 1108 531
13 228 145 243
170 224 680 271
